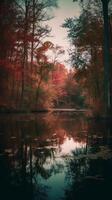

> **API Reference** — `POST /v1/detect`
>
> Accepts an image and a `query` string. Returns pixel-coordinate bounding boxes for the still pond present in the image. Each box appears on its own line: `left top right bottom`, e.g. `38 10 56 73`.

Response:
0 112 112 200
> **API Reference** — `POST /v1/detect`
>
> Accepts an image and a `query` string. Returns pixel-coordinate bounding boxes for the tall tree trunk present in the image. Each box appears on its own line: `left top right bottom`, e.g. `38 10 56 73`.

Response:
101 0 111 115
21 0 29 105
31 0 35 77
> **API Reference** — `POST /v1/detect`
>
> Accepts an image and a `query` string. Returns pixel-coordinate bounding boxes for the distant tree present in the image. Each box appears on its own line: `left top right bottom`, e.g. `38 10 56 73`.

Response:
34 41 54 108
63 70 85 108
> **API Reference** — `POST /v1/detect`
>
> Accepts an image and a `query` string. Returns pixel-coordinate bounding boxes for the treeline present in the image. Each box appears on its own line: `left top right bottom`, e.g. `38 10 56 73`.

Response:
0 0 85 112
63 0 112 116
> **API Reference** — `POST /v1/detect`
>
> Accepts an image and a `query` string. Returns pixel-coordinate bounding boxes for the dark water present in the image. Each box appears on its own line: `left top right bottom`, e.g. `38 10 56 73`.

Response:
0 112 112 200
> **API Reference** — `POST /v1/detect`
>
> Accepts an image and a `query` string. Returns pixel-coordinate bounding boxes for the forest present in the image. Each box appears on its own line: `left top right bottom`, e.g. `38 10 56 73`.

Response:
0 0 112 116
1 1 112 200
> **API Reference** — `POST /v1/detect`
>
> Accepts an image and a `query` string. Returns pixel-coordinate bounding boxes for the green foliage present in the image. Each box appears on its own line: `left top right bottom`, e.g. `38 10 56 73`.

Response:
63 0 111 114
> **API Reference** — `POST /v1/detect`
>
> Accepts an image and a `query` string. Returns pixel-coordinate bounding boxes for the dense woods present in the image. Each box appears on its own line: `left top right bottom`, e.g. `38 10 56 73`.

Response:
0 0 112 116
63 0 112 116
0 0 85 112
1 1 112 200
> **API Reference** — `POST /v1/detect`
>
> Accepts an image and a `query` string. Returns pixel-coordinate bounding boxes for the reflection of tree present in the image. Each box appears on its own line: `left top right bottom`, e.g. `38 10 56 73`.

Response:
1 113 112 200
0 121 48 200
87 119 112 152
64 154 112 200
34 147 56 179
63 119 112 200
66 147 89 180
32 131 65 179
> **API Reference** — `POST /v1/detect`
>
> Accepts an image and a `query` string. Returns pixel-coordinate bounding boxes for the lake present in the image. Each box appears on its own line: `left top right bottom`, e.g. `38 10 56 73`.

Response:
0 112 112 200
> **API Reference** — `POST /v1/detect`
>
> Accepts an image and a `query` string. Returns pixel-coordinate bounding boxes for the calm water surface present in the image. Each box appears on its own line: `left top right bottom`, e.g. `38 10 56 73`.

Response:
0 112 112 200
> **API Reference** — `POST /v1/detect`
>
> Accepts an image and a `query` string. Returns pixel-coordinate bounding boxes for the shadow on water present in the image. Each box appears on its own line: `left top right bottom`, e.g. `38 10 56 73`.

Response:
0 112 112 200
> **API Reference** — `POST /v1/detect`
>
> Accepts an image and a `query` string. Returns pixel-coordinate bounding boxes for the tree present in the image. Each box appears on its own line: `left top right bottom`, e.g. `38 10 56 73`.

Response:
101 0 111 115
34 41 54 108
0 0 19 109
72 0 112 115
64 70 86 108
62 0 112 115
0 0 58 111
63 7 104 114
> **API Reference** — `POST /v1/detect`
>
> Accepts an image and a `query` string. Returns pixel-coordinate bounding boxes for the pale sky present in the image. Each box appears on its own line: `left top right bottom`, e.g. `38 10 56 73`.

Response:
46 0 81 68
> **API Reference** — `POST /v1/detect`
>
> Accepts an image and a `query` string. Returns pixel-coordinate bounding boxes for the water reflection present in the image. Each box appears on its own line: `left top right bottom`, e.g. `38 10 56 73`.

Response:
0 113 112 200
60 137 86 155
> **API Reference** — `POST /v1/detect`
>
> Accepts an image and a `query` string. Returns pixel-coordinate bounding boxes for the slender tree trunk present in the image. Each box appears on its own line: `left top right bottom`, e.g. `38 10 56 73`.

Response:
31 0 35 77
21 0 29 105
101 0 111 115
